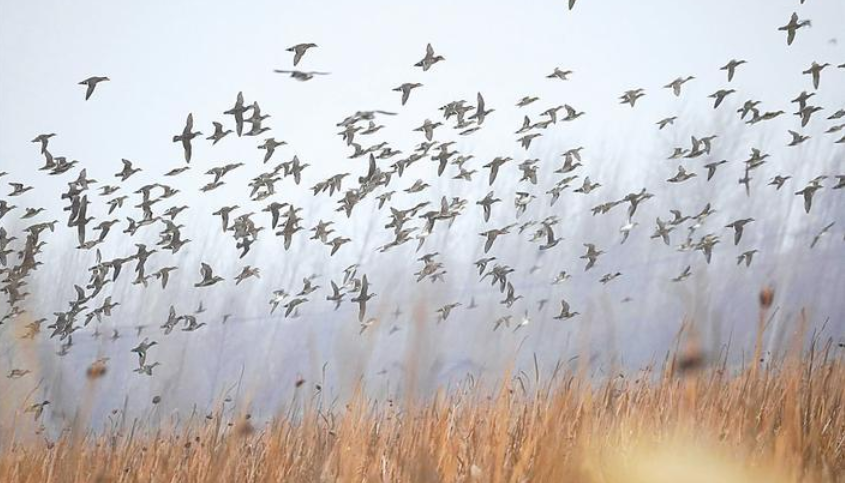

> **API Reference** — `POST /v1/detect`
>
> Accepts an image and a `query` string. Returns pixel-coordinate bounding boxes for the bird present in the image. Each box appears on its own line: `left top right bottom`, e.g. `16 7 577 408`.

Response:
709 89 736 109
31 133 56 154
552 271 572 284
282 297 307 318
78 76 109 100
619 219 638 244
787 131 810 147
194 263 224 287
351 275 376 322
656 116 677 130
172 113 202 163
672 266 692 282
235 266 261 285
212 205 240 232
207 122 233 145
539 224 561 250
769 175 792 190
393 83 423 106
152 266 178 289
224 92 249 137
704 160 728 181
483 157 511 186
131 338 157 366
667 166 696 183
737 100 762 120
134 362 161 376
25 401 50 421
474 257 496 276
476 191 502 221
553 299 579 320
795 182 823 213
778 12 811 46
415 43 444 71
802 62 830 90
115 159 141 181
580 244 603 271
574 177 601 194
792 91 816 110
258 138 287 163
500 282 522 308
664 76 694 97
8 183 33 196
414 119 442 141
327 236 351 256
547 67 573 80
516 96 539 108
720 59 747 82
737 250 758 267
286 43 317 66
436 302 462 322
725 218 754 245
810 222 835 249
273 69 330 81
599 272 622 284
620 89 646 107
480 224 514 253
469 92 493 125
326 281 345 310
562 104 584 121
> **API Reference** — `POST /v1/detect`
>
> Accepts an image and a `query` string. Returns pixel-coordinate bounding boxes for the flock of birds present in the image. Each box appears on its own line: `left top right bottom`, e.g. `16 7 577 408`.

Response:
2 5 845 420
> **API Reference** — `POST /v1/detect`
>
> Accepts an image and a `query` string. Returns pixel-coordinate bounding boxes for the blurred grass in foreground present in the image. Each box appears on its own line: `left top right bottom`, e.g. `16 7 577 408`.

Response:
1 308 843 483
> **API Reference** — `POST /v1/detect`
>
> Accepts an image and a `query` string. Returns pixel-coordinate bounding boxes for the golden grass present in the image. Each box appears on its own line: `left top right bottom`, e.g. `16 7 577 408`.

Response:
1 336 843 483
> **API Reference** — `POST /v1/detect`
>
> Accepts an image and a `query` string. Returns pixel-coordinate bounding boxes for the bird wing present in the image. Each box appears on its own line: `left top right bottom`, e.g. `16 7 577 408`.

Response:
183 137 192 163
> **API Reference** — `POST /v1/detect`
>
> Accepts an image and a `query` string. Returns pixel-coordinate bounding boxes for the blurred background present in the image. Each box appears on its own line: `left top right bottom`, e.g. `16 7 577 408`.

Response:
1 0 844 431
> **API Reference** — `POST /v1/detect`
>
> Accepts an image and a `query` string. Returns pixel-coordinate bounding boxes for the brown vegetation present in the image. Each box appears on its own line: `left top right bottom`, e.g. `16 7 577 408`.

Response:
1 333 843 483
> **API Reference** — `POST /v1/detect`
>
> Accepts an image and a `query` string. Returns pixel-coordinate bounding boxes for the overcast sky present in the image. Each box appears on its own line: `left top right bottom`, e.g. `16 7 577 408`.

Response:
2 0 844 174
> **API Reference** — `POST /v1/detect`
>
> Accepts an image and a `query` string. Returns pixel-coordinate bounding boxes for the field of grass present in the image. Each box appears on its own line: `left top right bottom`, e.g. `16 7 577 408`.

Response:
1 305 843 483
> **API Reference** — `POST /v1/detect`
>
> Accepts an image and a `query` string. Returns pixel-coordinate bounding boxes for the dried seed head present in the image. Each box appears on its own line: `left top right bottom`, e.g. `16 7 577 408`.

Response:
677 349 705 374
86 358 108 379
236 419 255 437
759 286 774 309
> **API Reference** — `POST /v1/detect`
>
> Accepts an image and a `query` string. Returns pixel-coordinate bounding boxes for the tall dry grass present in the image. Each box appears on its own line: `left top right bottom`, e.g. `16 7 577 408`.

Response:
1 322 843 483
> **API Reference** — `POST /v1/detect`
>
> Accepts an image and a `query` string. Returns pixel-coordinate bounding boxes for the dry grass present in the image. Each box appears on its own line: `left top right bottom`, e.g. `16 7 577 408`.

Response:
1 334 844 483
1 292 843 482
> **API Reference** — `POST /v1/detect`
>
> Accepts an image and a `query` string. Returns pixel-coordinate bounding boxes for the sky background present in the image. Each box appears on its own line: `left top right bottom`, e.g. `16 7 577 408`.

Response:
1 0 844 429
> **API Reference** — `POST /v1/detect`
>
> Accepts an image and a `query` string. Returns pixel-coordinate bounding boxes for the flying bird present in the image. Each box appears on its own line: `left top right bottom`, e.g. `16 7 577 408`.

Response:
415 43 445 71
172 113 202 163
286 43 317 66
79 76 109 100
778 12 811 46
393 83 423 105
274 69 330 81
720 59 747 82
